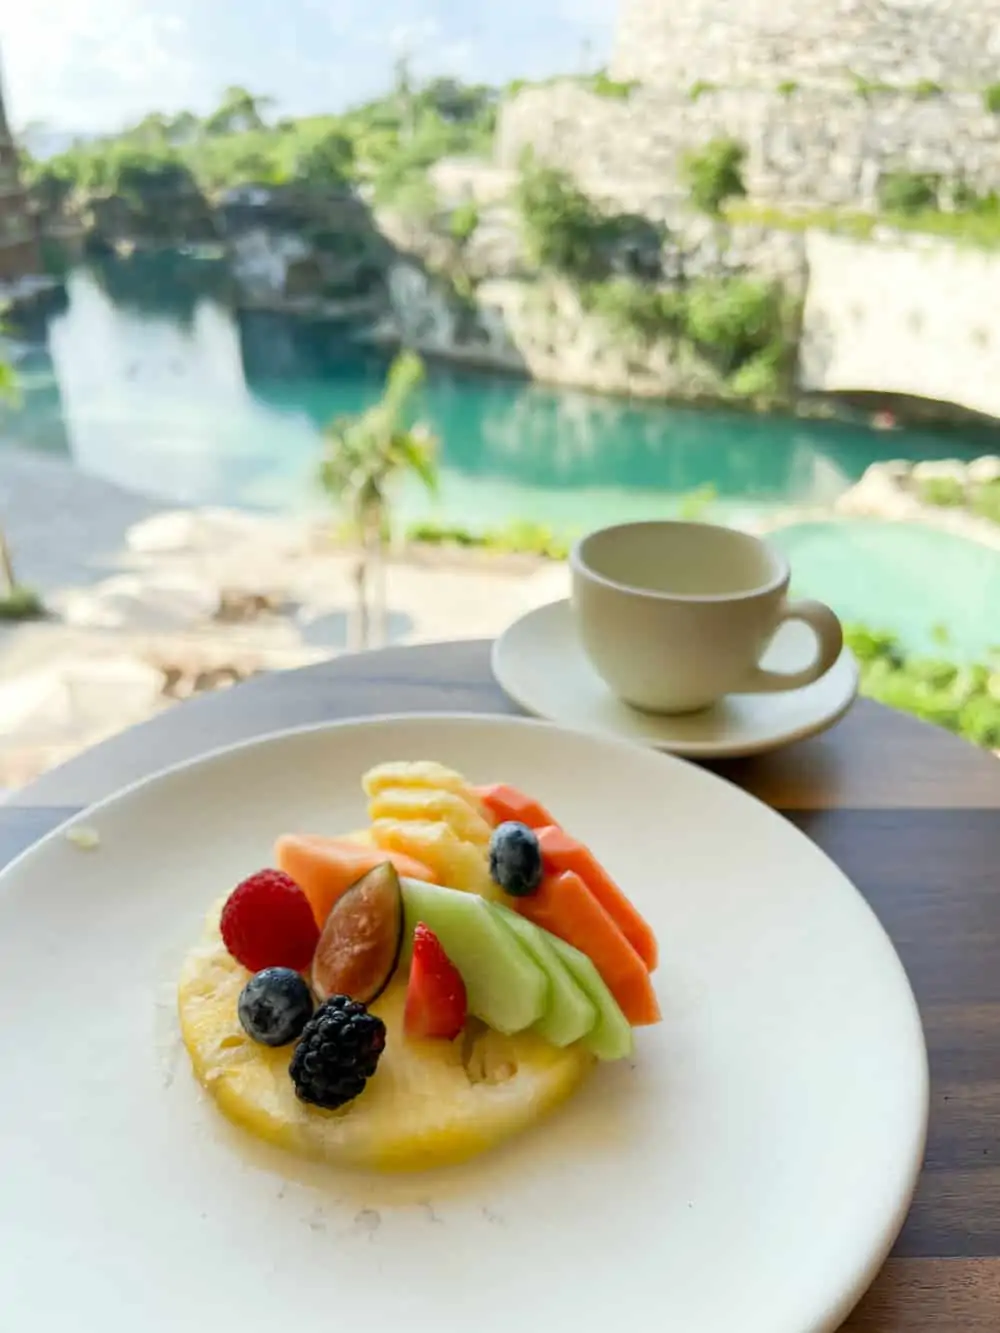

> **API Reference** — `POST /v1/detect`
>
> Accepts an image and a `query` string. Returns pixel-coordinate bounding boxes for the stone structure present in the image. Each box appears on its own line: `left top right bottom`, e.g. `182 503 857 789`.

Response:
497 83 1000 211
799 231 1000 418
612 0 1000 89
497 0 1000 212
0 55 41 282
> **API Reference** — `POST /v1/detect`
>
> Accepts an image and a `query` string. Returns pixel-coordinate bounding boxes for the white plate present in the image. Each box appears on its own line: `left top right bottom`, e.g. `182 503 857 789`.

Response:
493 599 861 757
0 715 926 1333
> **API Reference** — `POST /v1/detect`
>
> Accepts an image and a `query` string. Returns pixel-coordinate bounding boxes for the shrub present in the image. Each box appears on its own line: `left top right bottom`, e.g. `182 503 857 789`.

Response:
777 80 799 98
917 476 966 507
912 79 942 100
971 480 1000 524
514 154 607 277
688 80 717 102
583 279 686 342
844 625 1000 749
449 200 480 243
984 83 1000 114
683 275 785 373
589 71 639 100
682 138 747 217
0 586 44 622
878 170 941 215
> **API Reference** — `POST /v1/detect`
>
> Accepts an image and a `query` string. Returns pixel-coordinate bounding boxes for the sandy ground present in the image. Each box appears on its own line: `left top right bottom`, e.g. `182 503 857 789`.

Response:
0 449 570 790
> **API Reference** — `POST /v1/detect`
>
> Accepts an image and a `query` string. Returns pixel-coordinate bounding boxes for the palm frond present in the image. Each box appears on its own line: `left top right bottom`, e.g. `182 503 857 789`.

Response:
381 350 425 427
390 425 439 495
0 359 19 407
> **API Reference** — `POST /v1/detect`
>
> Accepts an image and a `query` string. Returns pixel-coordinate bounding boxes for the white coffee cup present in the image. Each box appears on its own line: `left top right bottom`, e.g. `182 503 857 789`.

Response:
570 520 844 714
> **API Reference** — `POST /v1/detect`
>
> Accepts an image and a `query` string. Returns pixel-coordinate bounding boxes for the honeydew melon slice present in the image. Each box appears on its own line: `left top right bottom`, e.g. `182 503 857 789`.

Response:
492 904 597 1048
400 879 547 1034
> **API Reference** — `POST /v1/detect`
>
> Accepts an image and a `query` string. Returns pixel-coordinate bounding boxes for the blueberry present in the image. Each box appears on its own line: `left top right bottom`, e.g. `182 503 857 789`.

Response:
489 821 543 897
238 967 314 1047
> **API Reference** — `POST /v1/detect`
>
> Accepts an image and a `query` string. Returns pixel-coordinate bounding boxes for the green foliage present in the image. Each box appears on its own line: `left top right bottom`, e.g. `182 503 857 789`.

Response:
204 86 275 136
984 83 1000 114
583 274 790 401
845 626 1000 749
851 72 891 99
683 276 787 379
448 200 480 244
688 81 717 102
971 481 1000 525
515 155 608 277
728 197 1000 250
917 476 966 507
320 351 438 544
406 520 570 560
290 128 354 186
0 356 18 406
583 279 685 342
682 138 747 217
777 80 799 98
912 79 942 100
588 70 639 100
677 484 718 520
878 170 941 215
23 77 496 214
917 474 1000 525
0 586 44 622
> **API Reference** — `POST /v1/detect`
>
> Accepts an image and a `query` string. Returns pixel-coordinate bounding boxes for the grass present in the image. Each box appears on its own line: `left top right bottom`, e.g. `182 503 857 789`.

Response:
727 200 1000 250
406 520 571 560
0 586 45 621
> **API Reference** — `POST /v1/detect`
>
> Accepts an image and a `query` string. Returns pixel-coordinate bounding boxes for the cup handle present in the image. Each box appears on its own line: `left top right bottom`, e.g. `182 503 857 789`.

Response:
741 599 844 694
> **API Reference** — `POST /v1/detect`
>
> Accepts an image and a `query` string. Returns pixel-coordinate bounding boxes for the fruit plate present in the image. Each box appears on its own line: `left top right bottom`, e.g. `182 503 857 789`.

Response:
0 714 928 1333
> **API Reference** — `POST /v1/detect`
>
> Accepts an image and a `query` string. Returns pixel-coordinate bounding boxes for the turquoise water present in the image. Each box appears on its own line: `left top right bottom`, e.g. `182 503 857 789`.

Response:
4 258 1000 653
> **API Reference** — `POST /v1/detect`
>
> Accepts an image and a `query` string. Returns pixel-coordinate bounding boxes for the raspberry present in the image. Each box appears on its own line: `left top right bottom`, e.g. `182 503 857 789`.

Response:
220 869 319 973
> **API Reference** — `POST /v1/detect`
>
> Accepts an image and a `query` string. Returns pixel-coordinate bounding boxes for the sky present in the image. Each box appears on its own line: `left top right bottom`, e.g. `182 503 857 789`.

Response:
1 0 617 134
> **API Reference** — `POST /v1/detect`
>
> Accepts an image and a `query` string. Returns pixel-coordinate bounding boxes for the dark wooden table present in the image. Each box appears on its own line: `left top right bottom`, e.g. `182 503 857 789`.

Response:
3 639 999 1330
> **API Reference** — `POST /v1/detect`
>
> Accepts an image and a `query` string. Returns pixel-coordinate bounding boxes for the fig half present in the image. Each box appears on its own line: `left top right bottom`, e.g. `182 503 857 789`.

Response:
311 862 404 1004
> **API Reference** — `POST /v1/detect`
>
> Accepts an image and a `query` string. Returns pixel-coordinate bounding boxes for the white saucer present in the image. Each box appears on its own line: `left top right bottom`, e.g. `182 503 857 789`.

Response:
492 599 860 758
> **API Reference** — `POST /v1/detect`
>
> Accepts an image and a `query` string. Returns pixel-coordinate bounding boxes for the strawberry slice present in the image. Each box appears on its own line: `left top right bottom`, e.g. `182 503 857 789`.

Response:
404 923 468 1040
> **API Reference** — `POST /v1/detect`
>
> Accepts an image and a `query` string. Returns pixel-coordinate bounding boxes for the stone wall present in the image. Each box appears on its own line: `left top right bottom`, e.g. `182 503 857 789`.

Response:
497 81 1000 211
798 231 1000 418
611 0 1000 91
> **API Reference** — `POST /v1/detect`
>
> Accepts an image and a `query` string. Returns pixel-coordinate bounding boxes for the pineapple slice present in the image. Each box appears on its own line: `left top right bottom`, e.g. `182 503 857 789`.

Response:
370 818 493 896
368 786 493 846
178 908 593 1173
361 760 494 895
362 760 487 815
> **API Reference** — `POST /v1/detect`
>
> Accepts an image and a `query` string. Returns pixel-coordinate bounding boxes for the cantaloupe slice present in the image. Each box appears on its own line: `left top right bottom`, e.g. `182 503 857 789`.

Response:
514 870 661 1027
275 834 436 929
475 783 558 830
536 825 658 972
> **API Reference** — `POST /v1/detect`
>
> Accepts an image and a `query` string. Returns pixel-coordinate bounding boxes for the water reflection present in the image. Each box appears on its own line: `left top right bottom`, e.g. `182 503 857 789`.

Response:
1 254 995 526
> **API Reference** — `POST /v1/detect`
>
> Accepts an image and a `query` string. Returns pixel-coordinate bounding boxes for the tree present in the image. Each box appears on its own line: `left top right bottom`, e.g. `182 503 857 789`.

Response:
319 352 438 648
292 128 354 186
0 357 43 620
204 86 275 136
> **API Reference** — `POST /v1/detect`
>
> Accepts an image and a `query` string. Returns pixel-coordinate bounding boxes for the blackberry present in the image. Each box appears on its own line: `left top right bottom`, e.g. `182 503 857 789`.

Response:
489 821 543 897
289 995 387 1110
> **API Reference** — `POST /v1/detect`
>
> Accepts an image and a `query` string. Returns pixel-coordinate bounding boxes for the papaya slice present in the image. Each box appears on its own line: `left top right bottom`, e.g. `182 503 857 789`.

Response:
275 834 436 929
536 825 658 972
513 869 661 1027
475 783 558 831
